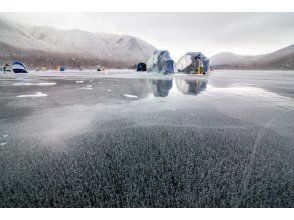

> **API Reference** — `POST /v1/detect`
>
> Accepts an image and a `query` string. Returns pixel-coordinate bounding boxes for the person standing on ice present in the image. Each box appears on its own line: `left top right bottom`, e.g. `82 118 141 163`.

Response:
3 64 9 74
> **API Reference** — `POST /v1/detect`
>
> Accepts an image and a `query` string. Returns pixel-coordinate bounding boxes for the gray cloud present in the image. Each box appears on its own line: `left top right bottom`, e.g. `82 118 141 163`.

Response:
1 12 294 59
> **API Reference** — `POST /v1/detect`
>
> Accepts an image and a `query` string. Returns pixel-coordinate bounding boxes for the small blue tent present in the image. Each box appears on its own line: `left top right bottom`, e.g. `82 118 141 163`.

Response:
60 66 65 71
177 52 210 74
12 61 27 73
147 50 174 74
136 63 147 71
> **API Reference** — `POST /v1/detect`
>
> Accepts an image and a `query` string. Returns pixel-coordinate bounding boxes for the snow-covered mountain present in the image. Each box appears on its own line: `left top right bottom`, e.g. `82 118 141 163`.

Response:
210 44 294 70
0 17 156 69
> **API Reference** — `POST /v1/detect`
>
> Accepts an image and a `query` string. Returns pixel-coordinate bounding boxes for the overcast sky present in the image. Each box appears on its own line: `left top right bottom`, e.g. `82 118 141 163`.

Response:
2 12 294 59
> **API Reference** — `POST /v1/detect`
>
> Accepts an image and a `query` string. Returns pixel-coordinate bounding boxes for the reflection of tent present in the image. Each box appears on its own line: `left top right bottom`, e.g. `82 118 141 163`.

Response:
175 78 207 95
147 50 174 74
149 79 173 97
12 61 28 73
60 66 65 71
136 63 146 71
177 52 209 74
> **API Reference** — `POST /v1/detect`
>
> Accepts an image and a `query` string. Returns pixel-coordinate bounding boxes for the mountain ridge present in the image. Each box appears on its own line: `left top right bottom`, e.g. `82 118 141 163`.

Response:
0 17 156 69
210 44 294 70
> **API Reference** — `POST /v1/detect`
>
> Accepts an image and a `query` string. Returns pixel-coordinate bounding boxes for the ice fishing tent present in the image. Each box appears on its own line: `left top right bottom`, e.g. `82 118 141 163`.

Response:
136 63 147 71
177 52 209 74
60 66 65 71
147 50 174 74
12 61 27 73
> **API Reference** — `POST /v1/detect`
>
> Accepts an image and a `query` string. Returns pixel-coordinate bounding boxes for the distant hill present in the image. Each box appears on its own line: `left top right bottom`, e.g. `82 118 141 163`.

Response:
210 44 294 70
0 17 156 69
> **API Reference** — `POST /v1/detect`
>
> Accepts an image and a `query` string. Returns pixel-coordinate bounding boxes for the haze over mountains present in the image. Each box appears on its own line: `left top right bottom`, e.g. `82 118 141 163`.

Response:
0 17 156 69
210 44 294 70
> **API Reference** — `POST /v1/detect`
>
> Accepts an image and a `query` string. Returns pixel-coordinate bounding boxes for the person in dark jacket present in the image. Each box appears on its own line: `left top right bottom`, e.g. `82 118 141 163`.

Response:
3 64 9 74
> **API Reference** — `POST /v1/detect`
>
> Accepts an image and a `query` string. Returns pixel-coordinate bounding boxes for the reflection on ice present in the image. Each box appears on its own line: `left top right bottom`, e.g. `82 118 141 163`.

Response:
175 78 207 95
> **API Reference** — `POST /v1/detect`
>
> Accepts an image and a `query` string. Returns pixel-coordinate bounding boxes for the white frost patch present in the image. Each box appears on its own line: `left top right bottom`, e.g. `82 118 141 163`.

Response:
0 142 8 146
37 82 56 86
105 89 111 92
123 94 138 98
13 82 34 86
80 85 93 90
17 92 48 98
75 81 84 84
2 134 8 138
13 82 56 86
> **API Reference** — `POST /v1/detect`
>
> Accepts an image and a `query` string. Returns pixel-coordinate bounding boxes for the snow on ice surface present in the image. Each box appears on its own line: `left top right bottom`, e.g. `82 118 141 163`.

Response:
12 82 34 86
17 92 48 98
36 82 56 86
13 82 56 86
123 94 138 98
75 81 84 84
0 142 8 146
79 85 93 90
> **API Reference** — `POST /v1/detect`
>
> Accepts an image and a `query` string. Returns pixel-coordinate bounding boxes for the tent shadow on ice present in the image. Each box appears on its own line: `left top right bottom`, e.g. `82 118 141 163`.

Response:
149 79 173 97
177 52 210 74
175 78 207 96
12 61 28 73
147 50 174 74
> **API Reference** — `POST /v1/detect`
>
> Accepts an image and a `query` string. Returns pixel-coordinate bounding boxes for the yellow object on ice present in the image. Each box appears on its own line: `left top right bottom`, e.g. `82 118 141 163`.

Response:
197 66 203 74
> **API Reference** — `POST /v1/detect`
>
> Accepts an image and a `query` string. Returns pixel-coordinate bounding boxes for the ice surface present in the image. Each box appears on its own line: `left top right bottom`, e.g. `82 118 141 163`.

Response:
0 70 293 208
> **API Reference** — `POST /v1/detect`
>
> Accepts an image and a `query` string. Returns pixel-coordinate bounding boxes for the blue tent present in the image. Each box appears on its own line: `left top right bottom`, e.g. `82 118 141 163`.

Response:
136 63 147 71
147 50 174 74
60 66 65 71
12 61 27 73
177 52 210 74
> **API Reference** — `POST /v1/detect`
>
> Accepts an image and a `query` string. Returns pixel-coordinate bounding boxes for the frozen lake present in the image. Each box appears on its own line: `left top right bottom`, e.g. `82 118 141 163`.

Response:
0 70 293 207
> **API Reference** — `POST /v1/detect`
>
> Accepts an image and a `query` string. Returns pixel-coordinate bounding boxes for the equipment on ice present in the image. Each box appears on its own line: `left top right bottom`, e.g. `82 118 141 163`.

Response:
60 66 65 72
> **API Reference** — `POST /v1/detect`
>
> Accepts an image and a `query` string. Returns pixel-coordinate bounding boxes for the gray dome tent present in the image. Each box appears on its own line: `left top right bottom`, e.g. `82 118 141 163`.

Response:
147 50 174 74
177 52 210 74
